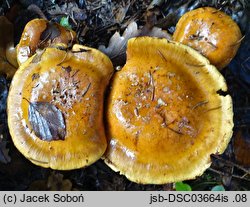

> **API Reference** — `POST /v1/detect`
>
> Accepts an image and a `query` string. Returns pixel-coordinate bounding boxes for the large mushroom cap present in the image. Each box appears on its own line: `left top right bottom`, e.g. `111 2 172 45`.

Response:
173 7 242 70
8 44 113 170
104 37 233 184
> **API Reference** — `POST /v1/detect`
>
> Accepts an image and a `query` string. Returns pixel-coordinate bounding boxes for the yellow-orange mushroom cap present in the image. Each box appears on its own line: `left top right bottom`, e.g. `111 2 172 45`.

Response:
16 19 76 65
8 44 113 170
173 7 242 70
104 37 233 184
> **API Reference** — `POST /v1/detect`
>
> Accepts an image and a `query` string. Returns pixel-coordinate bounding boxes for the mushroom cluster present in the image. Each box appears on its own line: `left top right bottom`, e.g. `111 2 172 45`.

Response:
8 19 113 170
6 6 242 184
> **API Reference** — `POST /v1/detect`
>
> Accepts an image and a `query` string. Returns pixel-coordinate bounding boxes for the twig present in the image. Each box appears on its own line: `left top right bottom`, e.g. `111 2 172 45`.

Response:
208 167 250 182
192 100 208 110
69 30 75 47
149 71 155 101
5 0 10 8
57 53 68 66
211 154 250 175
134 107 139 117
166 126 183 135
207 41 217 49
204 106 221 113
241 173 250 179
22 97 31 104
73 80 81 86
82 83 91 97
185 63 205 67
71 69 80 78
188 34 204 41
157 49 168 63
230 35 245 47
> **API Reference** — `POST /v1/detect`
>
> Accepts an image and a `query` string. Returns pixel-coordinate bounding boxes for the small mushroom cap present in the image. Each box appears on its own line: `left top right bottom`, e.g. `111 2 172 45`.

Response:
104 37 233 184
16 19 76 65
8 44 113 170
173 7 242 70
0 16 17 78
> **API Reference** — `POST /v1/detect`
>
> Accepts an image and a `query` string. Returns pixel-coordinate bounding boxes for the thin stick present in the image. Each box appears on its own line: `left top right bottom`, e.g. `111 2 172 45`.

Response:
149 71 155 101
82 83 91 97
192 100 208 110
208 168 250 182
166 126 183 135
157 49 168 63
211 154 250 174
204 106 221 113
230 35 245 47
57 53 68 66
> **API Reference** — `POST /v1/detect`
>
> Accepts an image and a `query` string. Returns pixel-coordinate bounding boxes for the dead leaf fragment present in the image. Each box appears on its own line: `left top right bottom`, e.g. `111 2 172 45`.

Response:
99 21 139 60
114 2 131 23
28 101 66 141
40 22 61 43
98 21 171 65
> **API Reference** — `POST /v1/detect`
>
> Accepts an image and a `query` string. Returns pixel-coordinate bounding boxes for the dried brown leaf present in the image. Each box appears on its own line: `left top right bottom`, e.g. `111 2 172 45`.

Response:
140 26 172 39
98 21 172 66
28 101 66 141
40 22 61 43
114 3 131 23
99 21 139 60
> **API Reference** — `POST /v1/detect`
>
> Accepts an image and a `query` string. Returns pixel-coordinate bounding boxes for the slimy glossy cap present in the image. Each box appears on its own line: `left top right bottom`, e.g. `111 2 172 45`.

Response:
8 44 113 170
173 7 242 70
104 37 233 184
